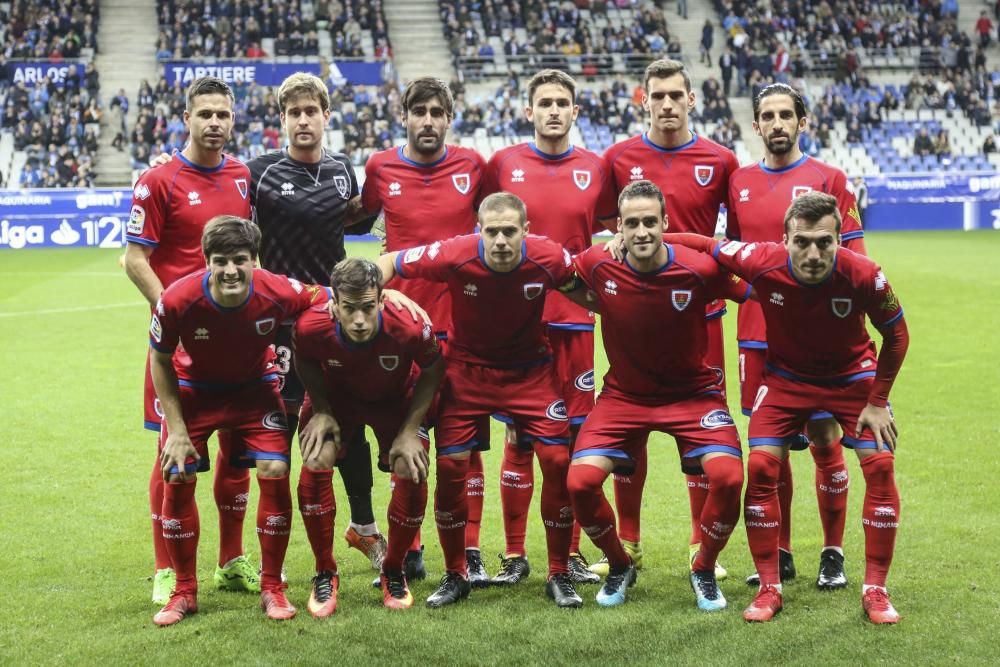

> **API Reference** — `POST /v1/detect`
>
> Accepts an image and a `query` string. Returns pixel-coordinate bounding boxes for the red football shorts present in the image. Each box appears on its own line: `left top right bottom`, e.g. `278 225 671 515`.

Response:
572 389 742 473
739 346 834 422
158 381 290 474
747 371 886 451
435 358 569 455
143 346 192 431
548 327 595 425
705 314 726 392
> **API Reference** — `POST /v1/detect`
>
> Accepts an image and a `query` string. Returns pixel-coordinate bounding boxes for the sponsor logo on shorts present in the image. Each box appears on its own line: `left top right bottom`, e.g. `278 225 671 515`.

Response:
378 355 399 371
262 411 288 431
574 369 595 391
700 409 735 429
752 385 769 413
831 297 852 318
334 175 349 198
154 399 164 418
709 365 724 385
545 400 568 421
255 317 276 335
127 204 146 235
403 246 425 264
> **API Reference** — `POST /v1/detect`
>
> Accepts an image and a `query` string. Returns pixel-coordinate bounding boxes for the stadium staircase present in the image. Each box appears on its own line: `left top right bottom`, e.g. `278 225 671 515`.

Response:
383 0 455 83
94 0 159 186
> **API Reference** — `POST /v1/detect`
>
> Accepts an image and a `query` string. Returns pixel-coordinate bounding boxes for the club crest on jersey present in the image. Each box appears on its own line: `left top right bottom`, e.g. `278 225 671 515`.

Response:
694 165 714 186
545 400 568 421
831 298 852 318
255 317 276 335
235 178 248 199
671 289 693 311
700 409 735 429
523 283 544 300
334 175 349 198
791 186 813 199
452 173 471 195
379 355 400 371
262 411 288 430
574 370 595 391
573 170 591 191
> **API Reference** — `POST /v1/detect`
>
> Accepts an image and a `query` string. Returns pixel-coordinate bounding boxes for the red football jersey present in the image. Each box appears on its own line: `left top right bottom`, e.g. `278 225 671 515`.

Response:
481 142 617 326
574 243 750 403
727 155 866 344
151 269 323 385
362 145 486 336
711 239 903 382
394 234 575 367
603 132 739 236
293 302 441 404
127 153 252 289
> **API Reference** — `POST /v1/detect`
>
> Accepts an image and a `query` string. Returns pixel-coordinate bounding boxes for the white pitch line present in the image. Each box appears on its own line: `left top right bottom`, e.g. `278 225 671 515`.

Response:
0 302 145 318
0 271 125 277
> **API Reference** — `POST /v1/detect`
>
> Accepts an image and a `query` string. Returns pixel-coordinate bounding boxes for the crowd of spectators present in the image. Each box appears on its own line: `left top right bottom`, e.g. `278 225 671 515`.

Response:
1 0 100 60
440 1 675 72
154 0 390 60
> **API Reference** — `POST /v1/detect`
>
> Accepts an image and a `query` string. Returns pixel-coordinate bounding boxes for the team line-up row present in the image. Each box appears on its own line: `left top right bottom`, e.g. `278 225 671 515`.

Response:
122 62 905 627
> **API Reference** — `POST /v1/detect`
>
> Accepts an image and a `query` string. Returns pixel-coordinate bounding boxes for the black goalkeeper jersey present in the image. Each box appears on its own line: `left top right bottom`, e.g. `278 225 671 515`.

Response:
249 148 371 285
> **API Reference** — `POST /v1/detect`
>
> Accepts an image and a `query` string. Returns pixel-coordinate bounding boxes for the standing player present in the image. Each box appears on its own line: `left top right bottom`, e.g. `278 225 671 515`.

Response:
124 76 258 604
728 83 867 589
665 191 908 624
479 69 616 585
566 181 748 610
362 77 492 585
293 258 445 614
375 193 583 609
597 58 740 577
150 216 326 625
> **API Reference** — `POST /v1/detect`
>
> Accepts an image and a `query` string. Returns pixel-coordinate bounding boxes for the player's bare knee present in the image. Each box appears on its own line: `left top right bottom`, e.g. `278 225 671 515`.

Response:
806 417 840 446
257 460 289 478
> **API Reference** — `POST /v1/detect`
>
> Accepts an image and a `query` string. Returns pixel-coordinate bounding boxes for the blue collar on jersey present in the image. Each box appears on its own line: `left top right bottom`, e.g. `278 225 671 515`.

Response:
785 251 838 287
396 145 449 168
335 311 384 349
177 151 227 173
202 270 254 311
759 154 809 174
642 132 697 153
529 142 574 160
624 242 673 275
478 237 527 274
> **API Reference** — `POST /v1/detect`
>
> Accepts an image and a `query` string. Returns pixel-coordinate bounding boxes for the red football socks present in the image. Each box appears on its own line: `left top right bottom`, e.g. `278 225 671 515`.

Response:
812 442 849 548
860 452 899 587
214 432 250 566
161 479 199 594
465 450 485 550
297 466 336 573
150 459 171 570
568 463 630 568
613 444 647 543
434 455 470 576
691 456 743 572
685 473 711 545
535 443 572 576
385 473 427 573
744 449 783 587
499 440 534 556
776 454 794 552
256 475 292 590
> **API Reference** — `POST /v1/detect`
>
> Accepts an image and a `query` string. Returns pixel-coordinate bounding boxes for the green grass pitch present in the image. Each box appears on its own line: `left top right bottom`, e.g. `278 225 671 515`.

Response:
1 231 998 665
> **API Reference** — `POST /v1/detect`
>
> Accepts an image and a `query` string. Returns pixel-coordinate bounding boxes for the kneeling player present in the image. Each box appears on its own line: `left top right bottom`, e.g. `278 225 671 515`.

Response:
293 258 444 613
564 181 748 610
667 191 909 624
150 216 326 626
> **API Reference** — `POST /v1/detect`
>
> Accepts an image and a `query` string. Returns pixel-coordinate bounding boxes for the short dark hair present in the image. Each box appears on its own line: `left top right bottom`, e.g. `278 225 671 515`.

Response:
185 76 235 111
402 77 454 118
618 179 665 217
202 215 261 258
783 191 841 235
478 192 527 226
753 83 808 121
329 257 383 297
644 58 690 93
527 69 577 104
